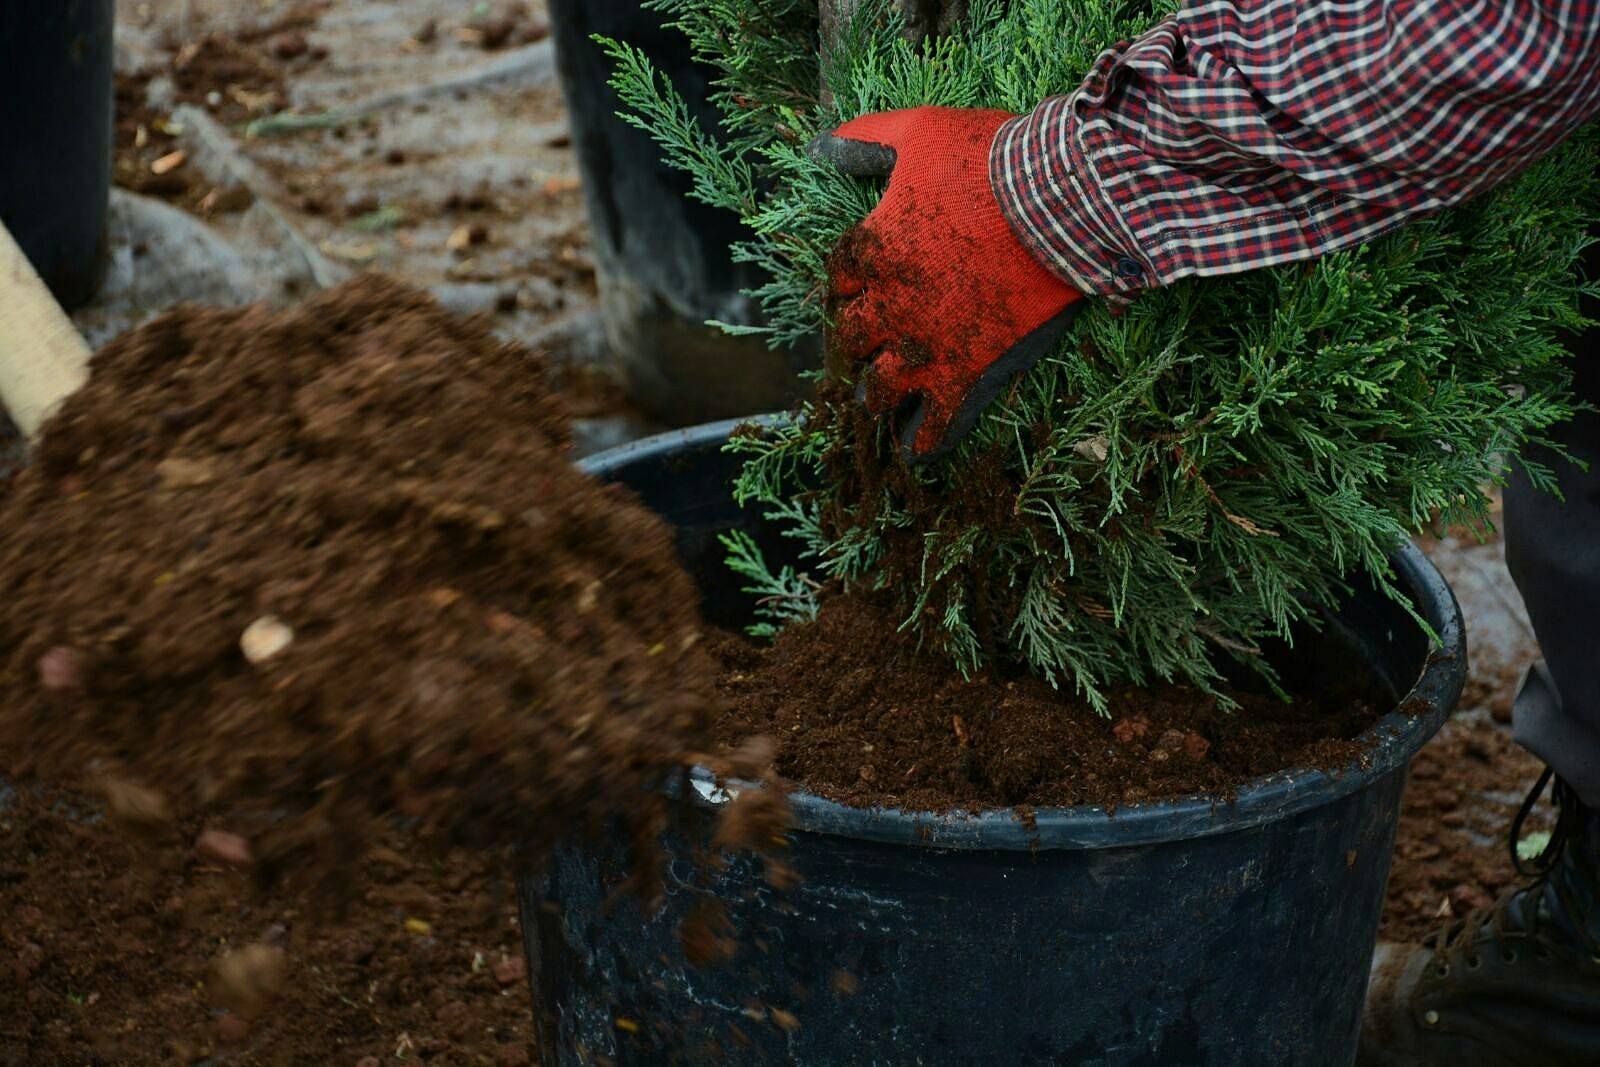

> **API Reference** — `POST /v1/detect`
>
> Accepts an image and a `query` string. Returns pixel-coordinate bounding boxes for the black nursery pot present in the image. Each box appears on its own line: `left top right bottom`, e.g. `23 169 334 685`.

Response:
545 1 816 425
0 0 115 310
520 420 1466 1066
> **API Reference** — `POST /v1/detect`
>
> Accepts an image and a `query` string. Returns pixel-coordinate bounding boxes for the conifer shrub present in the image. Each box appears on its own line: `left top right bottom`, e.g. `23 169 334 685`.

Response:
604 0 1599 710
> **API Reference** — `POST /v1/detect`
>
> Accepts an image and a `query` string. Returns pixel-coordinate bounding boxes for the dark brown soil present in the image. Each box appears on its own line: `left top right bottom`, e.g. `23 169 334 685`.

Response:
1 787 536 1065
0 275 720 904
0 672 1539 1065
712 595 1382 812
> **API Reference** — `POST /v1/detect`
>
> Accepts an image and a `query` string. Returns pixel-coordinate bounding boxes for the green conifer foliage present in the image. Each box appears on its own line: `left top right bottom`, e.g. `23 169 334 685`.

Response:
603 0 1599 710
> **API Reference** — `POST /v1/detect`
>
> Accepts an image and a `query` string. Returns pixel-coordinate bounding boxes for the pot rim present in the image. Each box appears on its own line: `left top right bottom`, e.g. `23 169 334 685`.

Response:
581 418 1465 852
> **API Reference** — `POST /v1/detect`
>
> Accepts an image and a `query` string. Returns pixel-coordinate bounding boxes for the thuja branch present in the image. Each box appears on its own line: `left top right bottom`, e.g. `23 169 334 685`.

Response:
610 0 1600 710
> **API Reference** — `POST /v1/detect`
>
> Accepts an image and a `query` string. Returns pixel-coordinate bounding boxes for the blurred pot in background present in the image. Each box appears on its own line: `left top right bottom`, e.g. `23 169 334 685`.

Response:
547 0 817 425
0 0 115 310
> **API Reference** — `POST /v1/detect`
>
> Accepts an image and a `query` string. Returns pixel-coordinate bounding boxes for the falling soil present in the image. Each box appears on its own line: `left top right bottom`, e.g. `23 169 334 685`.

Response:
0 275 722 904
712 594 1383 812
0 786 537 1065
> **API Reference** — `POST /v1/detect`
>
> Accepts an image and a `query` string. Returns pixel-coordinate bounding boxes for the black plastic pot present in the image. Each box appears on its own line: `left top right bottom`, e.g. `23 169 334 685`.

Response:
546 1 817 425
0 0 115 310
520 420 1465 1066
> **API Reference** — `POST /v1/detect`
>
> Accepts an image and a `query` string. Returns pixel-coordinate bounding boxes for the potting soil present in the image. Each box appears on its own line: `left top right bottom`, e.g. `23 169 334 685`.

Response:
0 275 724 898
713 593 1383 812
1 785 541 1062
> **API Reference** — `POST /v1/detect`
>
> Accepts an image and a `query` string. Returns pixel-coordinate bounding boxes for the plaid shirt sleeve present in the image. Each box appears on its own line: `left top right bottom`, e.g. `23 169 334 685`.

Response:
991 0 1600 299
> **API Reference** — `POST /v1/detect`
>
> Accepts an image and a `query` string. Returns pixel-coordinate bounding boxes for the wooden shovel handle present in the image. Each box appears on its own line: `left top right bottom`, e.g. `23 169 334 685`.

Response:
0 217 92 441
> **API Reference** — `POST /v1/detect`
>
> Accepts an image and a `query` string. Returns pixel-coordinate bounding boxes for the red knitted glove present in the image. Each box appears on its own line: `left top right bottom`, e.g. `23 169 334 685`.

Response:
811 107 1085 461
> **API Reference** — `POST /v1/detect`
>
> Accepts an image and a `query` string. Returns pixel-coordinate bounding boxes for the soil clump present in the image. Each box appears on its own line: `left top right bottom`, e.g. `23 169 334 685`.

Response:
712 594 1382 813
0 275 720 900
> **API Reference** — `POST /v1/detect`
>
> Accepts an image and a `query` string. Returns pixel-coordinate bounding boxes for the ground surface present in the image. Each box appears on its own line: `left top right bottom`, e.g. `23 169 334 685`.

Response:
94 0 654 458
1383 520 1551 942
0 2 1563 1063
2 796 537 1066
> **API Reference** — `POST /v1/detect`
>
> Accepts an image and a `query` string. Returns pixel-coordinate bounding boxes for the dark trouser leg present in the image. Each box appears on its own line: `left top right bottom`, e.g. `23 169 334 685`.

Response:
1505 330 1600 805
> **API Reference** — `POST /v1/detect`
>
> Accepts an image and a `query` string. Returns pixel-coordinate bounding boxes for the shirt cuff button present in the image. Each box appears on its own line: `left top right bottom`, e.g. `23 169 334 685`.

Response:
1114 256 1144 279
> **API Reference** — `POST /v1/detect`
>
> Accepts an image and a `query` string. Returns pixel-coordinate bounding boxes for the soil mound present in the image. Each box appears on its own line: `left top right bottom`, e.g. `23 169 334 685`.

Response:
714 594 1382 812
0 276 717 894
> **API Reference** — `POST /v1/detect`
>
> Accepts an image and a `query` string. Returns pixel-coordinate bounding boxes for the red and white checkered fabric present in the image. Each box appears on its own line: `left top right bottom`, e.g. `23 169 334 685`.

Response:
992 0 1600 298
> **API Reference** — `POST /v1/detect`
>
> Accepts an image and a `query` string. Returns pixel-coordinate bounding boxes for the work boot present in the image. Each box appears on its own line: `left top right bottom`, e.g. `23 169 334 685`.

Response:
1359 769 1600 1065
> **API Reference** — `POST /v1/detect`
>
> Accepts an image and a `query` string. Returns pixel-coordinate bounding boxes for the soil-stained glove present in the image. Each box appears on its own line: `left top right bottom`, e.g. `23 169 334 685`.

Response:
810 107 1085 461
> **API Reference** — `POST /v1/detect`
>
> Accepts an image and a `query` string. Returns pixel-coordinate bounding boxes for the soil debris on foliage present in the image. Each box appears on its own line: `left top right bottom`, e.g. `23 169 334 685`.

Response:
712 594 1382 812
0 275 724 904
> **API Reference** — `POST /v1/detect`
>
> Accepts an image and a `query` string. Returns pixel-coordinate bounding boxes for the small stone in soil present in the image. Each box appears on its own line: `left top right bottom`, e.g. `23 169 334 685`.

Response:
492 955 527 986
158 448 217 488
241 616 295 664
196 829 253 868
1153 729 1209 763
37 646 85 691
366 846 411 869
1112 715 1152 743
101 777 172 829
212 943 287 1019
